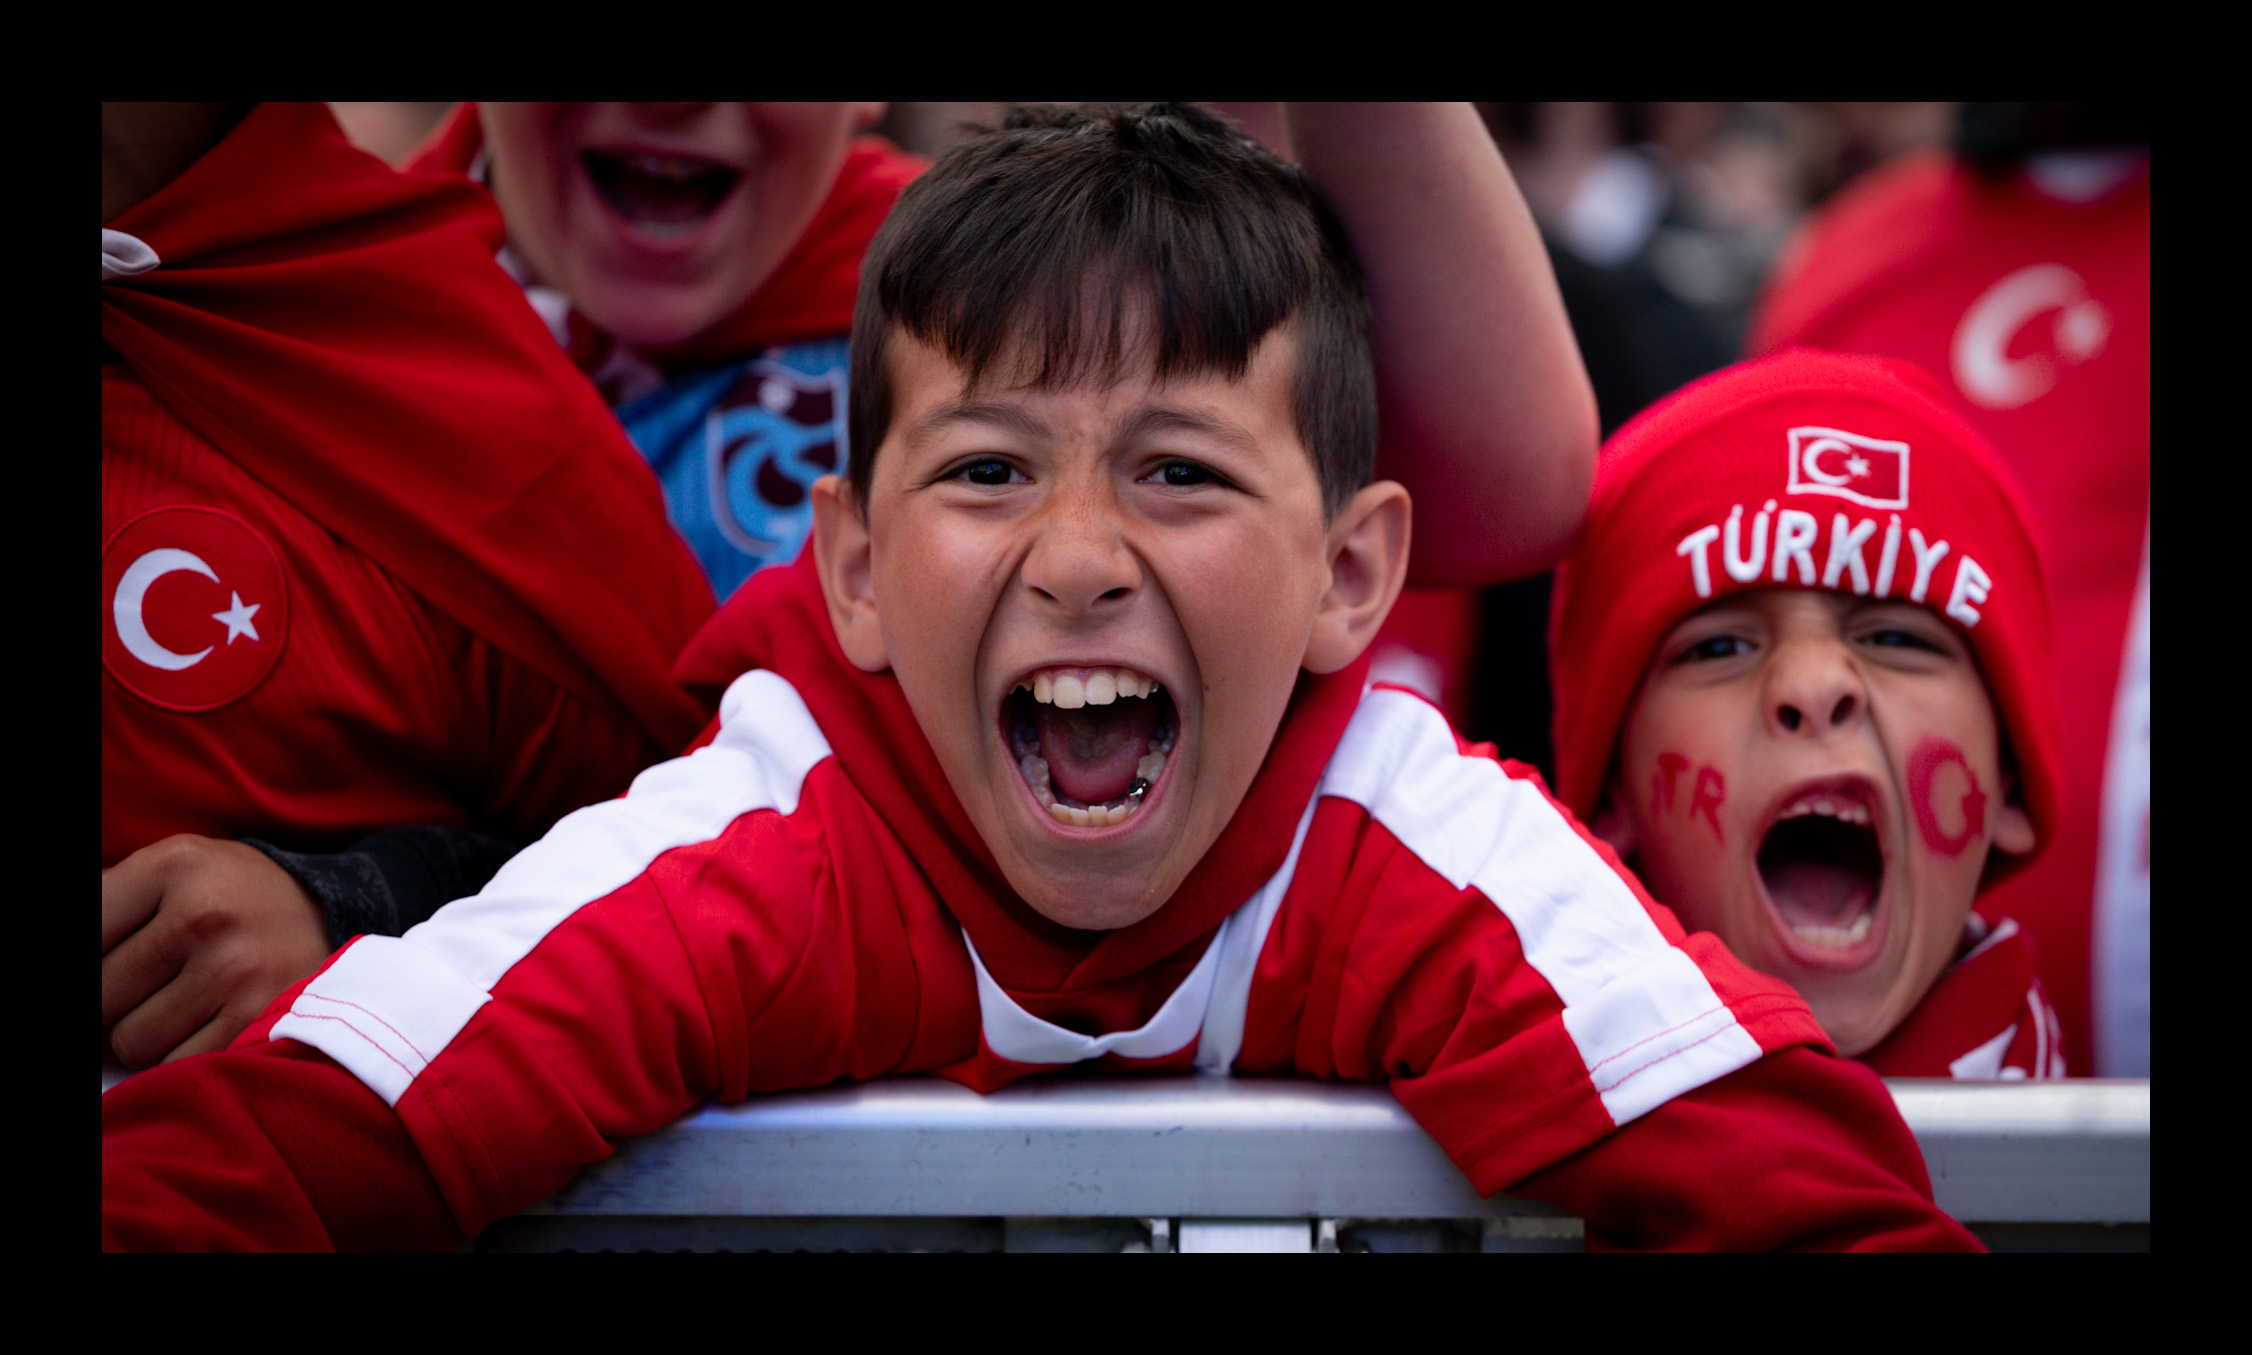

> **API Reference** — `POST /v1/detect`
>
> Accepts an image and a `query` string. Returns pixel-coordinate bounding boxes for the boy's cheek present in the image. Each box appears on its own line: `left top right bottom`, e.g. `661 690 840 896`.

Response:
1616 743 1740 930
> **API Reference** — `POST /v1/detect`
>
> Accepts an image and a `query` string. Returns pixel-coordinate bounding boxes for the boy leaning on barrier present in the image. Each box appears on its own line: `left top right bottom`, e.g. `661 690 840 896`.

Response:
1550 351 2068 1076
104 105 1978 1252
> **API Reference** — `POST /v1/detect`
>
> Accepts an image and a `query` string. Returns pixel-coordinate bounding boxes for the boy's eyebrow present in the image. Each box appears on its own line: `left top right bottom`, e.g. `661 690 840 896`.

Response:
1113 404 1260 454
904 400 1052 446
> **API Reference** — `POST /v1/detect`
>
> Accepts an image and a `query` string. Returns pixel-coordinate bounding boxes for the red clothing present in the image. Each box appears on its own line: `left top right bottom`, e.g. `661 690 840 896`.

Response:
1863 912 2066 1080
101 103 715 863
105 555 1975 1251
1750 152 2150 1071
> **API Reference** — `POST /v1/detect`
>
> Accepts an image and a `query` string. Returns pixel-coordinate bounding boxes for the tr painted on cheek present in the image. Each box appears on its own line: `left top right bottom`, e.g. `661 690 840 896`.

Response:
1690 767 1725 843
1908 736 1987 855
1652 751 1687 814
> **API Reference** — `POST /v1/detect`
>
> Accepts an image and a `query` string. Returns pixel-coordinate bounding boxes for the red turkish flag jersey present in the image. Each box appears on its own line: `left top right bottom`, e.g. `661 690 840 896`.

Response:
102 367 662 861
102 104 716 864
1751 153 2149 1073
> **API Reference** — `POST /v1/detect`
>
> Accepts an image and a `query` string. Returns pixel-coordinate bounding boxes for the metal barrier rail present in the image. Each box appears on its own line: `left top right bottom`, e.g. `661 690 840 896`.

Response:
471 1075 2148 1252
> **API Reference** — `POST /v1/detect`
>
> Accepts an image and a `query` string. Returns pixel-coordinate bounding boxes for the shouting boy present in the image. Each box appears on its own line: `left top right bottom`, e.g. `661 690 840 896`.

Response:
1550 351 2067 1075
105 107 1975 1251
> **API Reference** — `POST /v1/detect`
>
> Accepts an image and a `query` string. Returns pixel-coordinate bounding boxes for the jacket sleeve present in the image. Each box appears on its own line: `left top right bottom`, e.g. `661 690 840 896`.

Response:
246 825 523 945
102 856 713 1251
103 1035 464 1252
1512 1049 1980 1251
103 677 944 1251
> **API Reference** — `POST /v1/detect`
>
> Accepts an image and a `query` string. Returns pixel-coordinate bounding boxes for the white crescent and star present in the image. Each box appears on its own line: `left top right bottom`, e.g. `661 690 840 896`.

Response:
1801 437 1855 485
112 547 261 672
1951 263 2110 411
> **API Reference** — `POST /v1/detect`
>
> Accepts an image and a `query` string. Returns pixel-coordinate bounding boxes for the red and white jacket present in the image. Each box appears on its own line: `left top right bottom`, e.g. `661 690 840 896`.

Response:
1864 912 2068 1080
103 557 1977 1251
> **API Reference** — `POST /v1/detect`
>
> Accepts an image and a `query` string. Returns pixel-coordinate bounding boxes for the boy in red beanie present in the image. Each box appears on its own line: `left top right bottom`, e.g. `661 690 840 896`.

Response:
1551 350 2067 1076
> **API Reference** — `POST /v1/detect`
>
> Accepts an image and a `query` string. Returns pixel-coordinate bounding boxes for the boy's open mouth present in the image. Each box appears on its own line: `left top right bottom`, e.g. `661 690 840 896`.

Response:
1003 665 1177 829
1756 782 1887 964
582 148 741 234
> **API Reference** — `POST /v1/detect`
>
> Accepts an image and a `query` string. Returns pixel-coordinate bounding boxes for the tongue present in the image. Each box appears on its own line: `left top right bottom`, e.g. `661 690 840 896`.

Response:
1764 861 1874 929
1036 699 1160 805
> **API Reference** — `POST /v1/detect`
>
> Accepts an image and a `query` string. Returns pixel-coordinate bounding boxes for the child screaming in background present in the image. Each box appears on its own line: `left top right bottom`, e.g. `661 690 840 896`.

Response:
1550 350 2067 1076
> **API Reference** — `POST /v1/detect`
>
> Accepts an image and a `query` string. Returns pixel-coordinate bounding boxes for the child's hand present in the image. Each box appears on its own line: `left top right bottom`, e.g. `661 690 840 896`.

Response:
102 836 333 1068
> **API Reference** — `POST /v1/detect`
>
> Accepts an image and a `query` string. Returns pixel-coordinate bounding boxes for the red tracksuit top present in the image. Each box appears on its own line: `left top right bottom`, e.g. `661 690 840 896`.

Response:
103 556 1978 1251
102 103 714 863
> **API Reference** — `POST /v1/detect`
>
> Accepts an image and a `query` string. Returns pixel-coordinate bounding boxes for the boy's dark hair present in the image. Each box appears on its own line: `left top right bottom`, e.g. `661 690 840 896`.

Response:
849 103 1376 519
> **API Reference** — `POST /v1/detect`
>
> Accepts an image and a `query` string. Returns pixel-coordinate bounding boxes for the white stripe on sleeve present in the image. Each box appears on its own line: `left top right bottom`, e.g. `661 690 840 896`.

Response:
270 669 833 1107
1318 688 1764 1128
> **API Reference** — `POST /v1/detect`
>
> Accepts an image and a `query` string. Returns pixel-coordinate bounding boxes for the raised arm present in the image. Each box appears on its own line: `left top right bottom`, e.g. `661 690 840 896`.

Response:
1280 103 1598 586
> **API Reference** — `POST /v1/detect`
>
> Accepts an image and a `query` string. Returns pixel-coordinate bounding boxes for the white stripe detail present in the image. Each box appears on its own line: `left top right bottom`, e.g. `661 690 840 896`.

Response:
270 937 490 1106
274 669 831 1106
103 228 159 281
964 926 1213 1065
969 793 1320 1071
1320 688 1762 1128
1959 914 2019 967
1950 1023 2017 1080
1195 793 1318 1073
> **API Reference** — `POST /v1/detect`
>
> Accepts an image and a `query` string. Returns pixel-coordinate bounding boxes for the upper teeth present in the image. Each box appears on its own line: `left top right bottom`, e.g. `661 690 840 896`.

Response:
1779 792 1871 825
1018 666 1160 709
627 153 713 180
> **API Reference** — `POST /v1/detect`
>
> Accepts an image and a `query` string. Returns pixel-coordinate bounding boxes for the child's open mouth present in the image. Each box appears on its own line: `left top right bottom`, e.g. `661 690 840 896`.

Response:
1002 665 1177 829
1756 782 1888 966
582 148 741 235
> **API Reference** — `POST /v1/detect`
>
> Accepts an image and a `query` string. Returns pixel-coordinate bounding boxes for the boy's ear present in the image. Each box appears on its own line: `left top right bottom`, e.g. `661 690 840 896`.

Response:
1990 758 2038 857
810 475 890 674
1303 480 1412 675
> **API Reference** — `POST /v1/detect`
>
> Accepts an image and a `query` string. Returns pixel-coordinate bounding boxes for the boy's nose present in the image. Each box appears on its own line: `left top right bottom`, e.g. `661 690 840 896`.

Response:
1765 641 1866 738
1021 488 1140 615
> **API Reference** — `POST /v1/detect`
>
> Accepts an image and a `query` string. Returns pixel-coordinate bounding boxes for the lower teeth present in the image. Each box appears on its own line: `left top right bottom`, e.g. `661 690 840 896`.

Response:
1029 734 1171 827
1792 911 1874 948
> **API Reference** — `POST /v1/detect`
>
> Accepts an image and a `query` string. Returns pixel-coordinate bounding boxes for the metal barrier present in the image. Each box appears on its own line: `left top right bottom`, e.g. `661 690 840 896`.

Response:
469 1075 2149 1252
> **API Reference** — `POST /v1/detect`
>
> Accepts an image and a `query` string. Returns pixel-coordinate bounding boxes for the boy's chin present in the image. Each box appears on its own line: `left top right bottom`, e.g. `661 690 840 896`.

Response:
1799 967 1925 1059
1007 862 1180 933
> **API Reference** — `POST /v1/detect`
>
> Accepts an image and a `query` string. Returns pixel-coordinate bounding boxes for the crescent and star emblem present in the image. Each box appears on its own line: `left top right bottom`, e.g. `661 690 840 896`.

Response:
1799 438 1873 486
112 547 262 671
1951 263 2110 411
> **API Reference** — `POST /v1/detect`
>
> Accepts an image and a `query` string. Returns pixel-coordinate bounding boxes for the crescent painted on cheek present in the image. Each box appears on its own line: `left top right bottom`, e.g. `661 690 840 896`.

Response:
1908 736 1987 855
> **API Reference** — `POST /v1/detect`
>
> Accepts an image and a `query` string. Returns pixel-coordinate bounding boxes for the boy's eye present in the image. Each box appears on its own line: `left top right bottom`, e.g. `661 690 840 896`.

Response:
1154 462 1213 487
1861 628 1943 653
955 459 1017 486
1675 634 1753 664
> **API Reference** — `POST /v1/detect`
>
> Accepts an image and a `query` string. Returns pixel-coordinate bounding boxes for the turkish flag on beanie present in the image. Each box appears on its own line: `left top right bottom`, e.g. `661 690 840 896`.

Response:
1785 426 1908 509
102 103 714 752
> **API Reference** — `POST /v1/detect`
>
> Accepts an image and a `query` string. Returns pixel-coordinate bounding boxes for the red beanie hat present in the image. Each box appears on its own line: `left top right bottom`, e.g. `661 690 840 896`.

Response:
1549 350 2062 873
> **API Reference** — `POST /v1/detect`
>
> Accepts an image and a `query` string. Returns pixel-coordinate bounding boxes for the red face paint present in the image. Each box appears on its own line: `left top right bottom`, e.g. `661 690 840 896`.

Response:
1908 736 1986 855
1653 751 1687 814
1690 766 1726 843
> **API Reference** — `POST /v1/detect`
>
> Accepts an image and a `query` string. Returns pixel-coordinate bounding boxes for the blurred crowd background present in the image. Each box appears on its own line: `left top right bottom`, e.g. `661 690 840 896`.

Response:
335 101 1953 404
